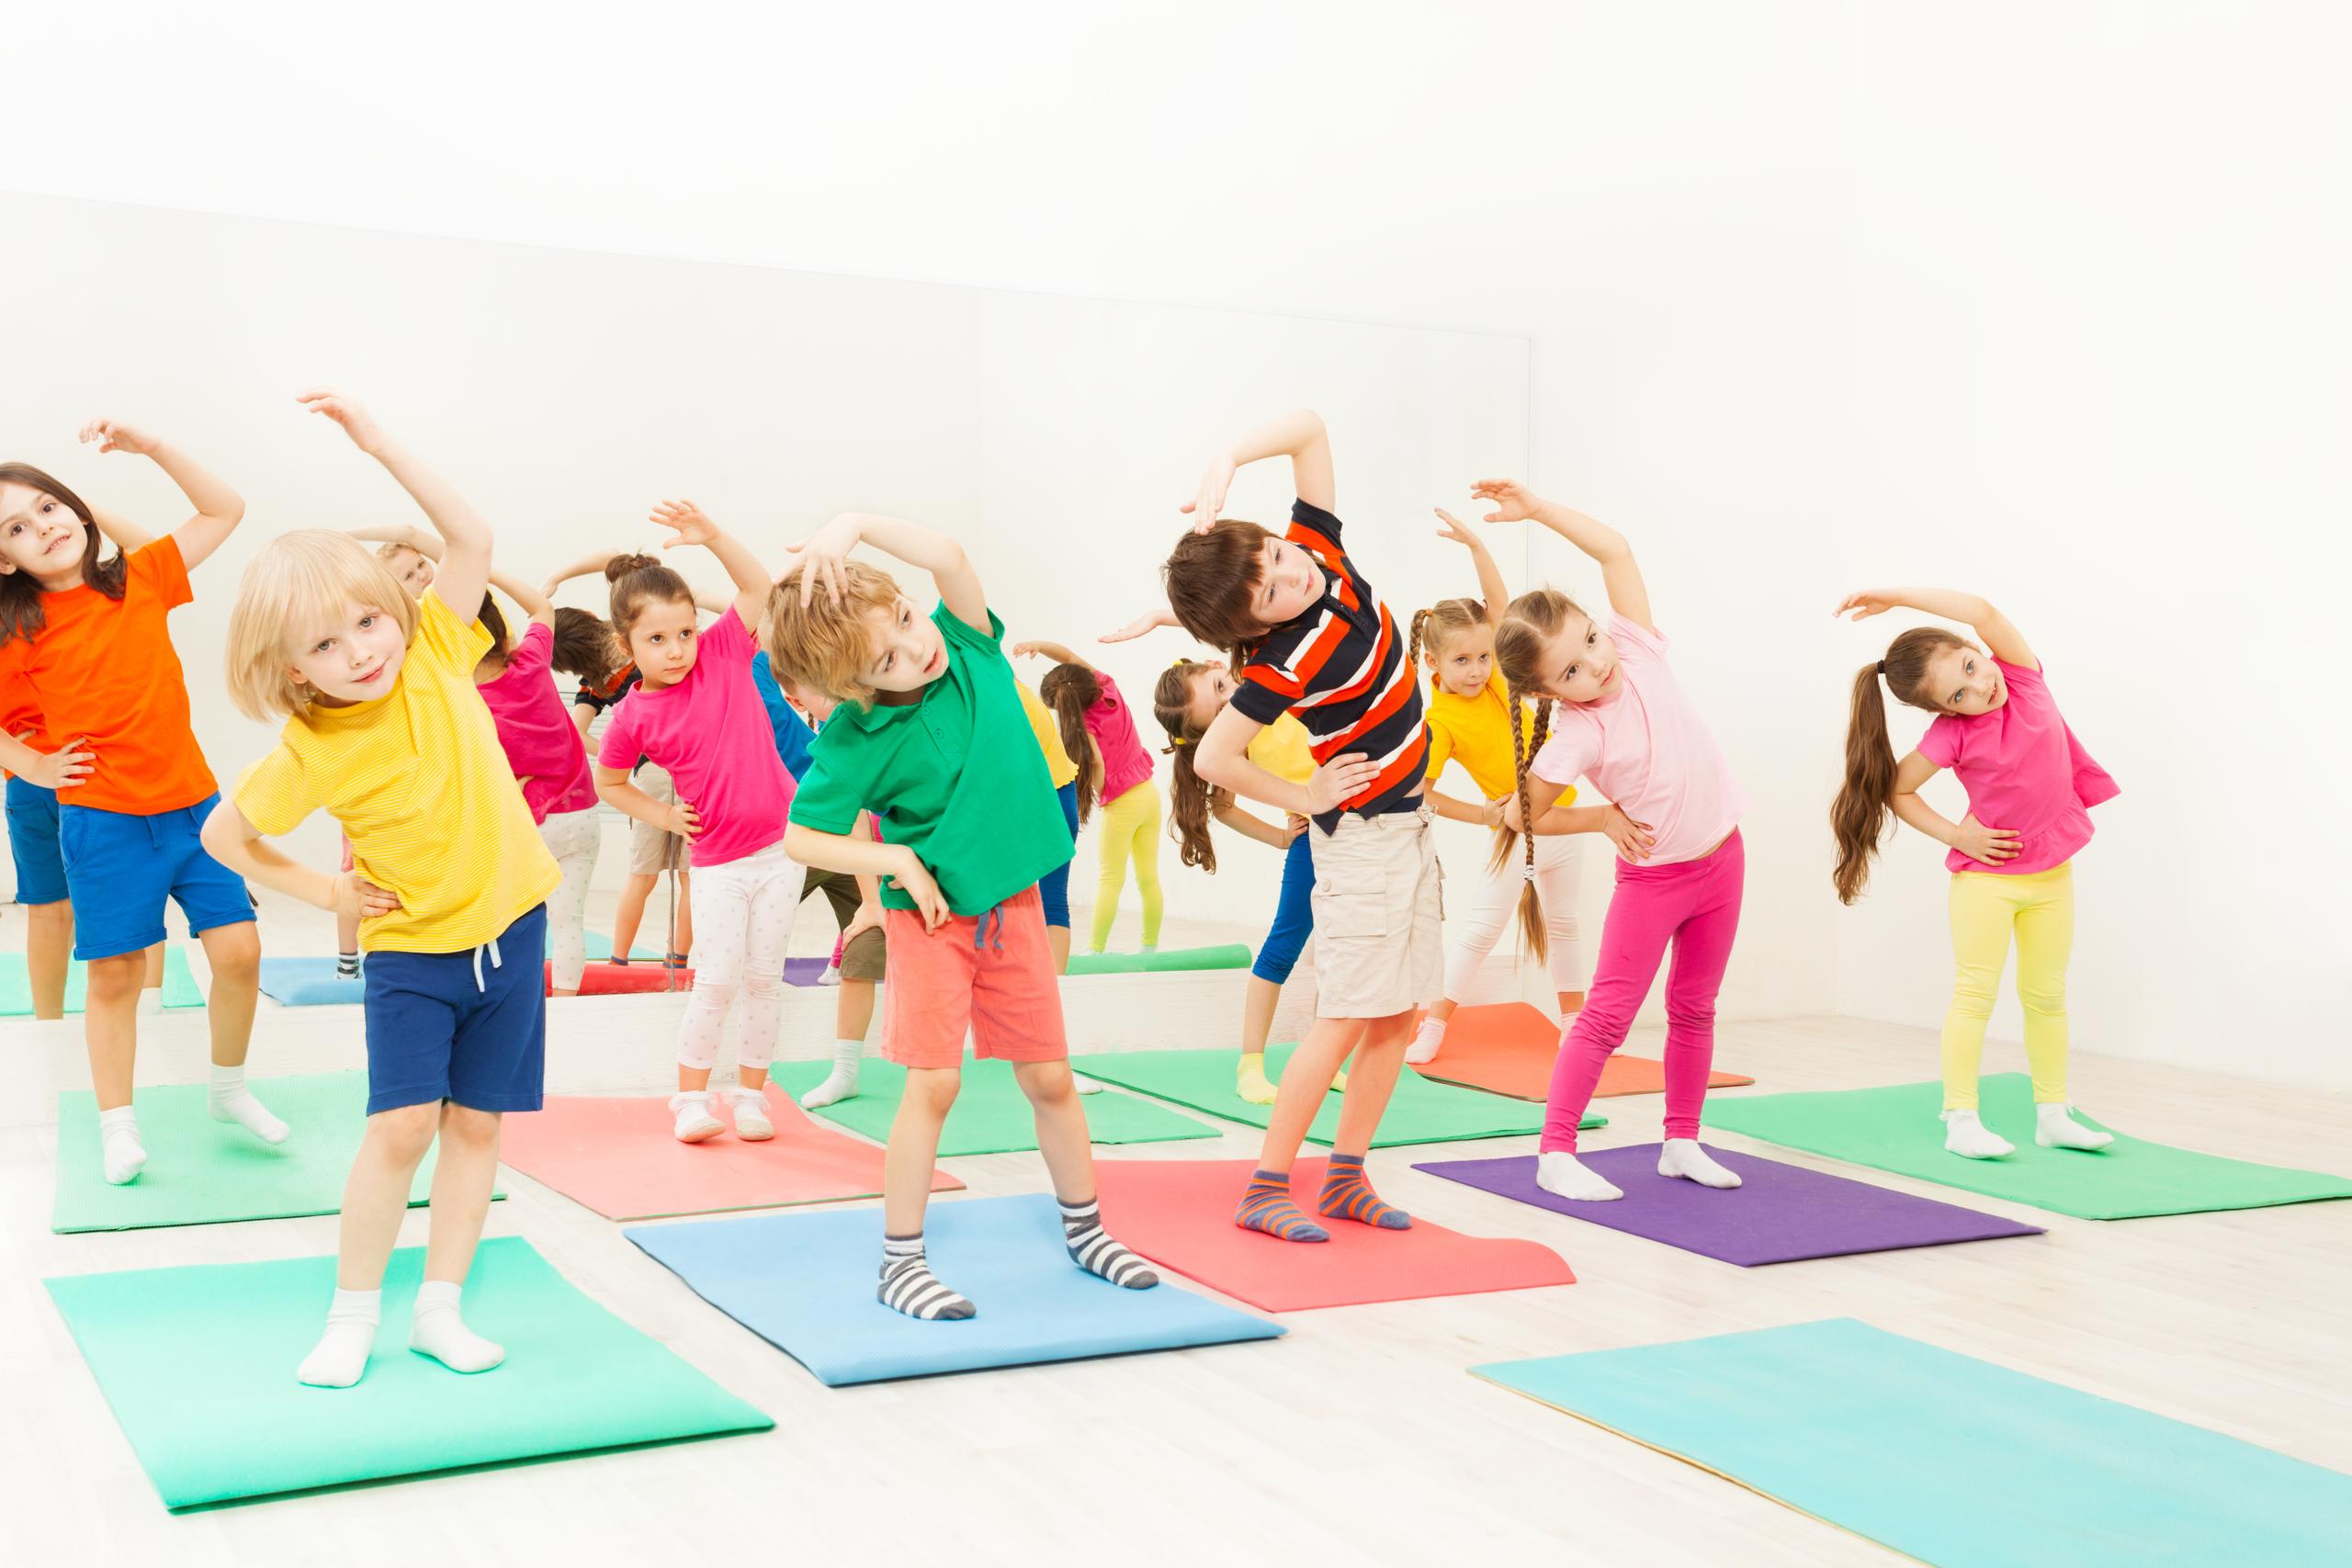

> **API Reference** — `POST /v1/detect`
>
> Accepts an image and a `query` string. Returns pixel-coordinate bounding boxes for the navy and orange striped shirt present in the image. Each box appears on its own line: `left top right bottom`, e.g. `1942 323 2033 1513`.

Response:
1229 500 1429 831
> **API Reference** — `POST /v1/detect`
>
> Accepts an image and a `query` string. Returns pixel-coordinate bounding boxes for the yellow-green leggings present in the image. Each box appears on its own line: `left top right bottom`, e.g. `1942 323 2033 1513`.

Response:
1942 862 2075 1111
1091 779 1164 952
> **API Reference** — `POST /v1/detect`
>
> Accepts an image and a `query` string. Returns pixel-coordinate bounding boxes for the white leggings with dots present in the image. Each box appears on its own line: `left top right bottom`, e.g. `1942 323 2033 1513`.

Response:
540 807 601 992
1442 831 1589 1002
676 840 804 1073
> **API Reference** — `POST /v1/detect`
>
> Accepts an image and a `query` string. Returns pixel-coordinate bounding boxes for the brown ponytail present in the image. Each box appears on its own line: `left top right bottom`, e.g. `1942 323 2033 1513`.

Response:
1831 626 1969 903
605 551 692 645
1152 661 1220 872
1487 691 1555 960
550 606 625 683
1037 662 1105 822
476 592 511 663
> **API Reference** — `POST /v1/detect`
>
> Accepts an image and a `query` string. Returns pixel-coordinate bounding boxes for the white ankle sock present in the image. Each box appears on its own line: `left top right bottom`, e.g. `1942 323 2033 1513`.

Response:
727 1085 775 1140
298 1288 381 1387
1942 1108 2015 1159
671 1091 724 1142
798 1041 864 1110
209 1065 290 1145
1657 1138 1743 1189
98 1106 146 1186
1405 1018 1447 1066
410 1280 504 1373
2035 1101 2114 1151
1534 1149 1623 1201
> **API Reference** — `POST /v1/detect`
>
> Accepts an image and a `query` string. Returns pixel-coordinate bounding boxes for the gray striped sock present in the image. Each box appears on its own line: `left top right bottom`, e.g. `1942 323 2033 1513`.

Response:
1059 1199 1159 1290
878 1234 976 1320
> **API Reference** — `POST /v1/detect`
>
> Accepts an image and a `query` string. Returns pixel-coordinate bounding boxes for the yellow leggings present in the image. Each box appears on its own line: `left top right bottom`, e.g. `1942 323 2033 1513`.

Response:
1091 779 1164 952
1942 863 2075 1110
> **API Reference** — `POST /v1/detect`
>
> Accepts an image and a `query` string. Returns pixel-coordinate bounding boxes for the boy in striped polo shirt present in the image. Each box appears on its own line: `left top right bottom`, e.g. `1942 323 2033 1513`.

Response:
1162 408 1439 1242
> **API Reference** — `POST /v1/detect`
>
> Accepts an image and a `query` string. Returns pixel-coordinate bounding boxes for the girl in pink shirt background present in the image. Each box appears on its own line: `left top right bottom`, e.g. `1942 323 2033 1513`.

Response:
1023 641 1165 954
1831 587 2117 1160
1487 479 1751 1204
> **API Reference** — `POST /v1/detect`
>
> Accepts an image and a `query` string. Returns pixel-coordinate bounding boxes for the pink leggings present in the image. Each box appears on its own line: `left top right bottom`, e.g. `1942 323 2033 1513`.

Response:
1543 829 1744 1152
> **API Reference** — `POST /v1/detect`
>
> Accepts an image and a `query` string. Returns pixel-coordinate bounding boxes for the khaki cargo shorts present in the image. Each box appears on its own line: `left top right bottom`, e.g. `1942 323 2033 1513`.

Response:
1307 801 1442 1019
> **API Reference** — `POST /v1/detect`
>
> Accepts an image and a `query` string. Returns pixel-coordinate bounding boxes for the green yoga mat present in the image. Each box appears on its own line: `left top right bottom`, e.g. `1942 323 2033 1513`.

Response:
766 1058 1219 1157
45 1236 773 1510
1065 1043 1601 1148
1066 943 1253 976
0 944 205 1016
1702 1073 2352 1221
52 1071 502 1234
1476 1318 2352 1568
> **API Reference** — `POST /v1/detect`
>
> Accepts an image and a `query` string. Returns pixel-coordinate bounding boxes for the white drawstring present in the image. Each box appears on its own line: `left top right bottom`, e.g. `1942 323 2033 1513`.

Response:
470 934 503 993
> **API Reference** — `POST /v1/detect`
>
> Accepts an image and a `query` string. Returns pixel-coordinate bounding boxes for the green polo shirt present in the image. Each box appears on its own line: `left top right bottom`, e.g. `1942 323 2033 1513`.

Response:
787 603 1074 917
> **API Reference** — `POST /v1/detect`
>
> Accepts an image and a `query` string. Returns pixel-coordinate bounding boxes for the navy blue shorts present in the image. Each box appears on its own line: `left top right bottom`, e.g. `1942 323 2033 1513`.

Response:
360 903 548 1116
1038 780 1081 931
58 793 254 961
5 775 68 907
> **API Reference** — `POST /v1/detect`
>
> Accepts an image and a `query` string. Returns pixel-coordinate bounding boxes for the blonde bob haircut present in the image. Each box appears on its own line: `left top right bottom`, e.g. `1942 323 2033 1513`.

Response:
763 559 906 711
224 529 419 721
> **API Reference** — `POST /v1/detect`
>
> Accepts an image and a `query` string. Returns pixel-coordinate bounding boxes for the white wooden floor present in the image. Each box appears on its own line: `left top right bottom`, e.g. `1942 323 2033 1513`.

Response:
5 968 2349 1566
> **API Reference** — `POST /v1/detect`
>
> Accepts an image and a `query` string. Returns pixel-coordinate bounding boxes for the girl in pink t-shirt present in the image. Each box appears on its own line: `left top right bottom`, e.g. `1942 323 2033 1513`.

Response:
1021 641 1164 953
1831 588 2117 1159
1486 479 1750 1203
592 502 802 1145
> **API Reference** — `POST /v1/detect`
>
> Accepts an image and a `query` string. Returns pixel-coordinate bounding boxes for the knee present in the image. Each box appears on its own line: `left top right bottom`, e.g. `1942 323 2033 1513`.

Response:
369 1103 440 1164
1664 996 1716 1031
83 953 145 1000
206 926 262 984
1016 1060 1076 1107
1947 972 1998 1014
903 1067 963 1114
438 1103 501 1147
28 900 72 936
741 971 785 1003
2017 976 2067 1014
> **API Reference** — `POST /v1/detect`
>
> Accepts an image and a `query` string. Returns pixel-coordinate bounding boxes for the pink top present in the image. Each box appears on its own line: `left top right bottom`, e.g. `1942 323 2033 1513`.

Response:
477 622 596 822
1083 671 1155 805
1532 615 1748 865
1917 659 2117 876
595 606 794 867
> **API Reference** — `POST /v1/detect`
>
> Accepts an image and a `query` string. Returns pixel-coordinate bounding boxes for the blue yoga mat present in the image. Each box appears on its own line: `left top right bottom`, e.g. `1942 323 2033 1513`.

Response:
627 1193 1284 1386
256 956 363 1008
1476 1318 2352 1567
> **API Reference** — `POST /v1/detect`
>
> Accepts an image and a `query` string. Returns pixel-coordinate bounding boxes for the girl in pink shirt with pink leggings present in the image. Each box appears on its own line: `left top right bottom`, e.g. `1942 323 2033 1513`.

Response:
1486 479 1751 1203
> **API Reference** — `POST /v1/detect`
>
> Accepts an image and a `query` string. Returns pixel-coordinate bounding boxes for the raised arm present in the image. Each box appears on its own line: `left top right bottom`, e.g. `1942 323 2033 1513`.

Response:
1435 507 1510 627
779 512 987 635
76 420 244 571
345 526 552 628
88 504 155 555
1010 637 1090 671
1100 606 1181 644
1835 588 2036 671
1183 408 1334 532
541 547 621 599
300 388 494 617
648 501 769 627
1472 480 1651 635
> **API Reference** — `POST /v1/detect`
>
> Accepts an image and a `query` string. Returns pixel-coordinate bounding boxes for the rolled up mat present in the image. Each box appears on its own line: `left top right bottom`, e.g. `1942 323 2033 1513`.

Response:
45 1236 772 1509
2 945 206 1016
255 956 362 1007
1413 1002 1754 1100
560 961 694 996
1703 1073 2352 1220
1065 943 1252 976
625 1193 1283 1385
1414 1146 2043 1266
766 1058 1217 1157
1475 1318 2352 1568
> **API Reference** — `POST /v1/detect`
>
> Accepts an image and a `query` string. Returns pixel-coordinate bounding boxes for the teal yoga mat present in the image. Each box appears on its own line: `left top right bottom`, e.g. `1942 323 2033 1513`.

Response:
1476 1318 2352 1568
45 1236 772 1509
581 930 664 963
52 1071 500 1234
766 1058 1220 1157
1066 943 1252 976
1065 1043 1601 1147
0 944 204 1016
1702 1073 2352 1220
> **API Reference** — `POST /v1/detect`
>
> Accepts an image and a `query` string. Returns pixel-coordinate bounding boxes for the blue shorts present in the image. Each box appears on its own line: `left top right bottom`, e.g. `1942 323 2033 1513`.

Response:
1037 780 1081 931
1252 830 1317 985
360 903 548 1116
58 793 254 961
5 776 68 907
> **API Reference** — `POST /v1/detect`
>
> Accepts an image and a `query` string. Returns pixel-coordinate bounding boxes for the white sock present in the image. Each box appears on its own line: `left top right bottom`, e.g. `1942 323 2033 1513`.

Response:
1534 1149 1623 1201
1942 1108 2015 1159
1073 1074 1104 1094
297 1288 381 1388
2035 1101 2114 1151
727 1085 775 1140
209 1065 290 1145
798 1041 864 1110
1657 1138 1743 1189
410 1280 504 1373
1405 1017 1448 1066
137 987 164 1016
671 1090 724 1142
98 1106 146 1186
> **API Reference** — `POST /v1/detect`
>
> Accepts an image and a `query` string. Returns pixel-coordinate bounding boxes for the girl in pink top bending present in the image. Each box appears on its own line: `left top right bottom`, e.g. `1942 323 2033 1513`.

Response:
1831 588 2117 1159
1487 479 1751 1202
1020 640 1164 953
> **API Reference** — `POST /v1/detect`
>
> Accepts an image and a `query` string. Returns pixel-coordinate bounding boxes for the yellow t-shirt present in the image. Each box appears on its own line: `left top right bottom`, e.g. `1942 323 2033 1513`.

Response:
1246 712 1317 784
1016 677 1080 790
1424 669 1574 807
235 590 560 953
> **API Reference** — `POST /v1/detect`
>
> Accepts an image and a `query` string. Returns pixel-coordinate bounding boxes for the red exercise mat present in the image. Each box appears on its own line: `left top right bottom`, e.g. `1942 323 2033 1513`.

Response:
548 961 695 997
498 1086 962 1221
1090 1156 1574 1313
1413 1003 1755 1102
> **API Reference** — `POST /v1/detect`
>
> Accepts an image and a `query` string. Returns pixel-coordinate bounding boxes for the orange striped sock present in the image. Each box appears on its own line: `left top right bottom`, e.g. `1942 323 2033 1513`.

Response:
1235 1168 1329 1242
1316 1153 1412 1229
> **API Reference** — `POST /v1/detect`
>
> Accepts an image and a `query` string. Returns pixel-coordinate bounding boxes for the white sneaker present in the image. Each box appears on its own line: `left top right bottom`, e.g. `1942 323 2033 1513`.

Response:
670 1092 724 1143
729 1090 775 1141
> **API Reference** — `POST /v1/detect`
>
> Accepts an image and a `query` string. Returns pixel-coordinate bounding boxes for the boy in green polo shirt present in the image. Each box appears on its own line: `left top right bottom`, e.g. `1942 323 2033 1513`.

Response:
774 512 1158 1321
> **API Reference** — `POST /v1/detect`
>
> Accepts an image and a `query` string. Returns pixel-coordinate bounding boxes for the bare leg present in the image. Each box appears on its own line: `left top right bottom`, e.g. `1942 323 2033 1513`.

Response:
882 1066 959 1236
82 953 145 1111
26 900 72 1021
198 922 260 1068
1016 1059 1096 1202
423 1105 502 1283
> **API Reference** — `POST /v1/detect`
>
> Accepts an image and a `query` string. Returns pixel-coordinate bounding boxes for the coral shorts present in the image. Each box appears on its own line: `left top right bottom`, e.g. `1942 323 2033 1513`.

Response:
879 885 1069 1071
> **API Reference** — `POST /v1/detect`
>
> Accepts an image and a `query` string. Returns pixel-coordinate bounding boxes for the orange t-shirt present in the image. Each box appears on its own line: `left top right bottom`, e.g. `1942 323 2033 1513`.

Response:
0 536 216 814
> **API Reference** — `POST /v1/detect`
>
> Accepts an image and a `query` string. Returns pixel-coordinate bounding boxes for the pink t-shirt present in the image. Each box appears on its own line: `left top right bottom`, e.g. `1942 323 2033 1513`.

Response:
1917 659 2118 876
476 622 596 822
1532 615 1747 865
1083 671 1154 805
595 606 794 867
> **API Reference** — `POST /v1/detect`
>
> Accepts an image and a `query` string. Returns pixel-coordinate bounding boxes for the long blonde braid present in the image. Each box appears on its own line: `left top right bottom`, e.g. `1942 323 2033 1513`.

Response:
1486 689 1555 962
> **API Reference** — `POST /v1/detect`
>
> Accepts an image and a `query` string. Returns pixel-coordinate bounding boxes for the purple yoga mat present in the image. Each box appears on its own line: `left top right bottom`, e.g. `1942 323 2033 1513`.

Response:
1413 1145 2045 1266
782 957 832 987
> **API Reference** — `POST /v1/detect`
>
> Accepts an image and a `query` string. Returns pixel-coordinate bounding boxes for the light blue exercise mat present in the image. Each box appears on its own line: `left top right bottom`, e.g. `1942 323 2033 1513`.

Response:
1475 1318 2352 1568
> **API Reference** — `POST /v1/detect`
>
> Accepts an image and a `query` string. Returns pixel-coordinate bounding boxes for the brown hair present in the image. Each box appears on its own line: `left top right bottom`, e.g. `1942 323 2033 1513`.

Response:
1162 519 1274 660
763 559 902 709
1038 663 1107 823
1487 689 1557 960
1153 660 1220 872
1489 587 1592 959
605 551 694 644
1831 626 1970 903
0 463 127 647
476 592 511 664
1410 597 1489 684
550 606 624 682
